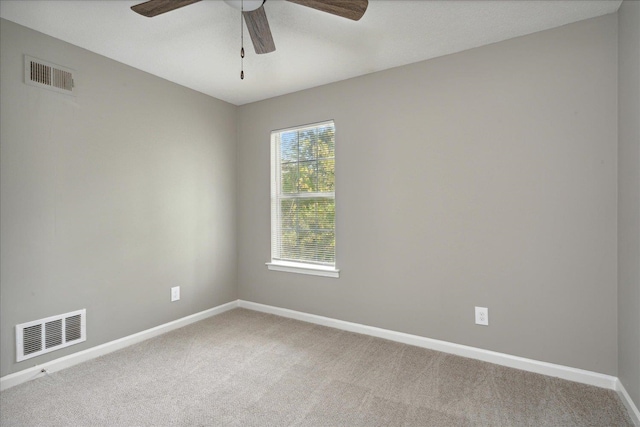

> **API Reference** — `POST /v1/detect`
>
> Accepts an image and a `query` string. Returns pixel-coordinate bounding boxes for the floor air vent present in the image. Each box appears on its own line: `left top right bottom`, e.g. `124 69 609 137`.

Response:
24 55 75 95
16 309 86 362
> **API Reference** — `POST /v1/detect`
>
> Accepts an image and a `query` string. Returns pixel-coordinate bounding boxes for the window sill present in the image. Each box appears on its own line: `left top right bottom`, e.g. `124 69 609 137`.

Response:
266 261 340 278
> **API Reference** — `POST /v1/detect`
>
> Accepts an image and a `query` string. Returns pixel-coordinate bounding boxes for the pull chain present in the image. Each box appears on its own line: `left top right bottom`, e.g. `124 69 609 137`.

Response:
240 0 245 80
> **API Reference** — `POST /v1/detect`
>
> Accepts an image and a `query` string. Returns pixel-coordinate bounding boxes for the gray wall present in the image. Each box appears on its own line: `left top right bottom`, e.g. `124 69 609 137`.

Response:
618 0 640 408
238 15 619 375
0 19 238 376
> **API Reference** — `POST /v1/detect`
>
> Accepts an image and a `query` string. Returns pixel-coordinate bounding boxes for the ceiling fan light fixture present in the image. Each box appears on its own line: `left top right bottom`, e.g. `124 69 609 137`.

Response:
224 0 264 12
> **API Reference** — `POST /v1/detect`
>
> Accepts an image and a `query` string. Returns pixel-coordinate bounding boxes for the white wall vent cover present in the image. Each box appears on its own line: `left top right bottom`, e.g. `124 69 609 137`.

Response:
24 55 75 95
16 309 86 362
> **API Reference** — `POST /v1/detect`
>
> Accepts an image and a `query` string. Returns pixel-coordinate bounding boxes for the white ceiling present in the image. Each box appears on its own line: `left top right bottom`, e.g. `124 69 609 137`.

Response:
0 0 622 106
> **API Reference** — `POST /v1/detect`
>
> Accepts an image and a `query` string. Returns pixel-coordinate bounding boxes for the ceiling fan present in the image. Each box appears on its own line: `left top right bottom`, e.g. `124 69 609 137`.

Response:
131 0 369 55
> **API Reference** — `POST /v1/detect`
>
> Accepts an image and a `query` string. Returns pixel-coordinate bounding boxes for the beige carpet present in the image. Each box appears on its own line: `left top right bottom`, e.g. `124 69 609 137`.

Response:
0 308 633 426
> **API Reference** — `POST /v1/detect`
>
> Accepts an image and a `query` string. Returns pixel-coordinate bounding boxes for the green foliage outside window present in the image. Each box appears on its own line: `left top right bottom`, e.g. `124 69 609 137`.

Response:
276 124 335 265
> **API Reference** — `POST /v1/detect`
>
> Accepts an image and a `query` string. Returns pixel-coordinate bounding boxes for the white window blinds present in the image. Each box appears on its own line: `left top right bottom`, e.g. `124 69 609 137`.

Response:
271 121 336 267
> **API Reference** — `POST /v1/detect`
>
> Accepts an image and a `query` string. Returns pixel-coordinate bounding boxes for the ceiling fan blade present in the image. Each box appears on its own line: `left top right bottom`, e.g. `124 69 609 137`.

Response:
131 0 202 18
286 0 368 21
243 5 276 54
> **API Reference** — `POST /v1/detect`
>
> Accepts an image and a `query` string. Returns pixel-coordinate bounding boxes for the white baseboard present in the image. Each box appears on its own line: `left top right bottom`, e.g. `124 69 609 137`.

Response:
617 379 640 426
238 300 618 391
0 300 238 391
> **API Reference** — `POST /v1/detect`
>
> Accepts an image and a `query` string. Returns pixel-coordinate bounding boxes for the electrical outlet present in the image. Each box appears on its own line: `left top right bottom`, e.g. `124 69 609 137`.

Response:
171 286 180 302
475 306 488 326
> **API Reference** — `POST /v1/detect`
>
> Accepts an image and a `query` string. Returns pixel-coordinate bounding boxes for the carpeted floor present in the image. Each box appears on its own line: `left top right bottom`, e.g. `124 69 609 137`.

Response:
0 308 633 426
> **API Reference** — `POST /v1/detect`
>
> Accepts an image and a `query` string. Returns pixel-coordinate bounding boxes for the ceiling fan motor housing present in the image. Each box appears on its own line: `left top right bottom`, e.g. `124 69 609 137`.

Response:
224 0 265 12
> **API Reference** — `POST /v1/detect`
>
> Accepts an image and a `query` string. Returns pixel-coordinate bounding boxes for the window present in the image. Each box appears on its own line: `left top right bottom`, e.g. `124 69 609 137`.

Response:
267 121 338 278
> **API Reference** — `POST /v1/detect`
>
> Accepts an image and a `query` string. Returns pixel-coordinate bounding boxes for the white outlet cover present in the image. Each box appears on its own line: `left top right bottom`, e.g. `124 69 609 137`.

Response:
475 306 488 326
171 286 180 302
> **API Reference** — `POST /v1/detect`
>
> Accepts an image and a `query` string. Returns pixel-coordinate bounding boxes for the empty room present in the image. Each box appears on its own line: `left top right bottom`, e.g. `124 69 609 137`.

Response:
0 0 638 425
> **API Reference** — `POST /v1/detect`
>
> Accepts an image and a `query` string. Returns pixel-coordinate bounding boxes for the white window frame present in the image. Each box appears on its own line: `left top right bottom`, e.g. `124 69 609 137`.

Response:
266 120 339 278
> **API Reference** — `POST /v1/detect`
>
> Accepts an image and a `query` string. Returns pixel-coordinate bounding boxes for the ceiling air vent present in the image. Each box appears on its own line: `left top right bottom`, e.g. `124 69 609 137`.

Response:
24 55 75 95
16 309 86 362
